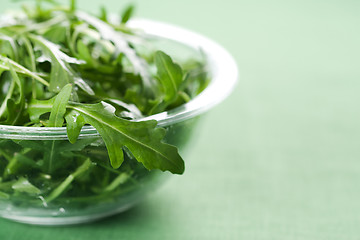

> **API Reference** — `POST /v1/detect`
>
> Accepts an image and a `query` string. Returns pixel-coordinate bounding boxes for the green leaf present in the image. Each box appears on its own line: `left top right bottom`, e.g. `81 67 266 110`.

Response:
0 191 9 199
121 5 135 24
45 158 92 203
150 51 184 114
43 25 67 44
29 34 77 93
65 109 85 143
29 34 94 96
28 97 54 123
76 11 156 96
0 55 49 87
99 6 108 22
0 72 16 120
68 101 185 174
0 34 19 61
12 177 41 194
76 40 93 64
20 35 41 99
48 83 72 127
70 0 77 12
104 172 131 192
4 152 40 178
106 99 143 119
155 51 183 101
0 63 25 125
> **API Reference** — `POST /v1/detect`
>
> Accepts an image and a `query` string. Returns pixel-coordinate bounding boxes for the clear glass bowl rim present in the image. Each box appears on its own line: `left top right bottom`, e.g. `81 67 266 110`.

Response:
0 18 238 140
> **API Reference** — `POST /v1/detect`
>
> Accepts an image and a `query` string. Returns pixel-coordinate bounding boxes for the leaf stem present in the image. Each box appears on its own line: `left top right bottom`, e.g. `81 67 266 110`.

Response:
45 158 92 203
0 56 49 86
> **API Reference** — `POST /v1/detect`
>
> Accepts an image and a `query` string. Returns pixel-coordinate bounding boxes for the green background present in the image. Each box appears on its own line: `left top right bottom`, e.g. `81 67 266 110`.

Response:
1 0 360 239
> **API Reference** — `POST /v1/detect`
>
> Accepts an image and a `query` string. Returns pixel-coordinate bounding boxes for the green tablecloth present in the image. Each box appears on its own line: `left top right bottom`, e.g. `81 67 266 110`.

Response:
1 0 360 239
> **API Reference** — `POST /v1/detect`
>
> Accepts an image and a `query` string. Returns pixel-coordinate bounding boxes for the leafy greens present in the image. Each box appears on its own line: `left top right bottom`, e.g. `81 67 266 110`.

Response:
0 0 209 206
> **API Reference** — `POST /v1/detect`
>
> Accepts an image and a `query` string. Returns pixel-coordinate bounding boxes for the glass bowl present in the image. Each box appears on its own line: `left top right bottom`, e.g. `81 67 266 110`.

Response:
0 19 238 225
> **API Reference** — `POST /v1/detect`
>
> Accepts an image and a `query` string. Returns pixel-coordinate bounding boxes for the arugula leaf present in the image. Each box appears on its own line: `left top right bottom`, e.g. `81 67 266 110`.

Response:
0 63 25 125
20 35 40 98
4 152 40 178
76 11 157 96
0 34 19 61
76 40 95 66
155 51 183 102
106 99 143 119
99 6 108 22
0 72 17 120
70 0 77 12
48 84 72 127
45 158 92 202
0 191 9 199
29 34 76 93
104 172 131 192
42 24 68 44
6 64 25 125
121 5 135 24
29 34 94 96
67 102 185 174
150 51 184 114
0 55 49 86
64 109 85 143
12 177 41 194
28 97 54 123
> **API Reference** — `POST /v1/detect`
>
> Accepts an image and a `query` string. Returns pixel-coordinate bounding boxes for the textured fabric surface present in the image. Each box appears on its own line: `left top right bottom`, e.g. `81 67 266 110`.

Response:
0 0 360 239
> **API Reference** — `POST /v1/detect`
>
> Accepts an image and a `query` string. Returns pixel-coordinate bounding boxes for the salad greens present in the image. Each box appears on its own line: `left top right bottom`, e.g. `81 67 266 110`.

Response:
0 0 208 172
0 0 208 207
